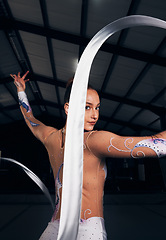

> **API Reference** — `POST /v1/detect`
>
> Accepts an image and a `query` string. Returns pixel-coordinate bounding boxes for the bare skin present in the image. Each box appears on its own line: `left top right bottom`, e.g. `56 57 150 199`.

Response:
11 71 166 220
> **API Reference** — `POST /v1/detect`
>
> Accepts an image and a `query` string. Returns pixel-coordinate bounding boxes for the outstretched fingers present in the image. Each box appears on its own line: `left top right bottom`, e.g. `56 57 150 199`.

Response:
22 70 29 79
10 74 15 80
10 71 29 82
25 79 30 83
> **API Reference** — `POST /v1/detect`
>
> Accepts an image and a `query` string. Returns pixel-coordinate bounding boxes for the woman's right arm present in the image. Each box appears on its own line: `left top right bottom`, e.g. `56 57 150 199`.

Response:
11 71 56 143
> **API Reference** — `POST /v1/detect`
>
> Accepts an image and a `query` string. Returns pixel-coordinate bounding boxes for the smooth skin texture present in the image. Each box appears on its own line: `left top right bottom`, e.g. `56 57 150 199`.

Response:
11 72 166 231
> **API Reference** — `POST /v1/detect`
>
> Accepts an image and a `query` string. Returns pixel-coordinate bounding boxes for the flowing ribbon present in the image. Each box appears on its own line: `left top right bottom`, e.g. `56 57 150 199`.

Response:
0 157 54 210
57 15 166 239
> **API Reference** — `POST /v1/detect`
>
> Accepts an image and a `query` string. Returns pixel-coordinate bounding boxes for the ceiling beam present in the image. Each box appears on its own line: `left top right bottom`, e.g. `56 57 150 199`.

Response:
99 115 157 133
39 0 63 118
1 17 166 67
108 31 166 124
1 0 48 115
78 0 89 59
1 74 166 116
101 0 140 92
0 101 158 133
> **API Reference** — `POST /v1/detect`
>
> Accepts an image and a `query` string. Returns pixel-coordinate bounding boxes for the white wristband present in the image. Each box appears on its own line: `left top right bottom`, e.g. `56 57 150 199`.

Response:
18 91 31 112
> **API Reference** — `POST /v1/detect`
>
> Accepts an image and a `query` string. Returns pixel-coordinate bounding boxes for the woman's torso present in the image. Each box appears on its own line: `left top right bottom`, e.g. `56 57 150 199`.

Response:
44 128 106 220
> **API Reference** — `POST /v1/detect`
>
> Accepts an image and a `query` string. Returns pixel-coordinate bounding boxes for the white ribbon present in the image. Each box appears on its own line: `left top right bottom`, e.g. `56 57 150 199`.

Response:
57 15 166 239
0 157 54 209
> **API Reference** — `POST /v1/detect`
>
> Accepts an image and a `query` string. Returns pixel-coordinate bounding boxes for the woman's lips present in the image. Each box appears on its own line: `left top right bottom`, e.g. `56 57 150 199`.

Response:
89 122 96 125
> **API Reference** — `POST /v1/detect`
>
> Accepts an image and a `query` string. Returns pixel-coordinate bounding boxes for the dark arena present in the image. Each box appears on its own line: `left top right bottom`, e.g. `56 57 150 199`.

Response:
0 1 166 239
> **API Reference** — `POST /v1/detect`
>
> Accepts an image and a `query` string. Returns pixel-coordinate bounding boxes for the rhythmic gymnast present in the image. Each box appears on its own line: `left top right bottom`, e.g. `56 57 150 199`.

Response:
11 71 166 240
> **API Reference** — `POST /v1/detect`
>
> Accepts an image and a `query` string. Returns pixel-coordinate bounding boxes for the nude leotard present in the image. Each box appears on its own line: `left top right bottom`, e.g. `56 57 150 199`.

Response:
43 129 106 221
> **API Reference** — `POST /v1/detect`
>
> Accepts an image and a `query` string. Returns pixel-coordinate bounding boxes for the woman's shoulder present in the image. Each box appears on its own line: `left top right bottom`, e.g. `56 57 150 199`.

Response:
84 130 118 158
84 130 114 139
84 130 98 138
84 130 107 150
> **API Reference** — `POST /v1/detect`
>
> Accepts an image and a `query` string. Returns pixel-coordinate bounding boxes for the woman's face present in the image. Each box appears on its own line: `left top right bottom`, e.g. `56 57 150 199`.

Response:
64 88 100 131
84 89 100 131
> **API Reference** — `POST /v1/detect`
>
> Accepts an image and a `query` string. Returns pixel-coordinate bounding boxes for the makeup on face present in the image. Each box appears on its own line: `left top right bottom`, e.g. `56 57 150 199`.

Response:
84 89 100 131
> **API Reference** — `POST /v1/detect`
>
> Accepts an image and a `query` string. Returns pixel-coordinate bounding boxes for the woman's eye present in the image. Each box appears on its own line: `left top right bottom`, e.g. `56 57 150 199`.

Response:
96 107 100 111
85 106 90 110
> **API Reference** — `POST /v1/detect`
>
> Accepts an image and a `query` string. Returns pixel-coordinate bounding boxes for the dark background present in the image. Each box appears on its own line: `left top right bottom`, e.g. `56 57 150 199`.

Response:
0 117 165 195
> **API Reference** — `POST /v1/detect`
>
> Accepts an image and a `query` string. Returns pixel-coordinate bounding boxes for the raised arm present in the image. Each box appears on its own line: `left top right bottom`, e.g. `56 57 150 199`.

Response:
11 71 56 143
86 130 166 159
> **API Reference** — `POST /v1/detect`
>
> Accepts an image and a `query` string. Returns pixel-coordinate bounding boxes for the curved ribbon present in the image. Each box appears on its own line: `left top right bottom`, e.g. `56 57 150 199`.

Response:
58 15 166 239
0 157 54 210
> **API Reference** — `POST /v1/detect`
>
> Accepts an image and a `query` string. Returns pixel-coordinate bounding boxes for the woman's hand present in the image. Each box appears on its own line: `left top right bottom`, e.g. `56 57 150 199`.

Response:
10 71 29 92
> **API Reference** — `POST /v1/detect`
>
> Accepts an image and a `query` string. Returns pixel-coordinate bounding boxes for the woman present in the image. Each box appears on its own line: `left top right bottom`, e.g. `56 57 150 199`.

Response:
11 71 166 239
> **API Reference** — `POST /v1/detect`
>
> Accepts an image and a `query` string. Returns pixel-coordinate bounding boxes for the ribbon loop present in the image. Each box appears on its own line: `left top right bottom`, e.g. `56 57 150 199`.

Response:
58 16 166 240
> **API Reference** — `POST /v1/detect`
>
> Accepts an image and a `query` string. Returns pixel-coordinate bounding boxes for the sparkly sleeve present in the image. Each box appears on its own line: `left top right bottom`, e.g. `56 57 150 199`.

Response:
18 91 57 143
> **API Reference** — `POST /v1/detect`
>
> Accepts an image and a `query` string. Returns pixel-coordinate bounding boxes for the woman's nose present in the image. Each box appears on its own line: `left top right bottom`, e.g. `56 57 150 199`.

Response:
91 109 98 119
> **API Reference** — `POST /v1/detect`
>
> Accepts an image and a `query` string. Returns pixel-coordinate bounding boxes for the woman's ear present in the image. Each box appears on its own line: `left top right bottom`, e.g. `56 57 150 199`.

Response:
64 103 69 115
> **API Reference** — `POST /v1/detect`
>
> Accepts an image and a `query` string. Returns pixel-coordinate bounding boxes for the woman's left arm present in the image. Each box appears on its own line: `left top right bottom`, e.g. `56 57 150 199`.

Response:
87 130 166 159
